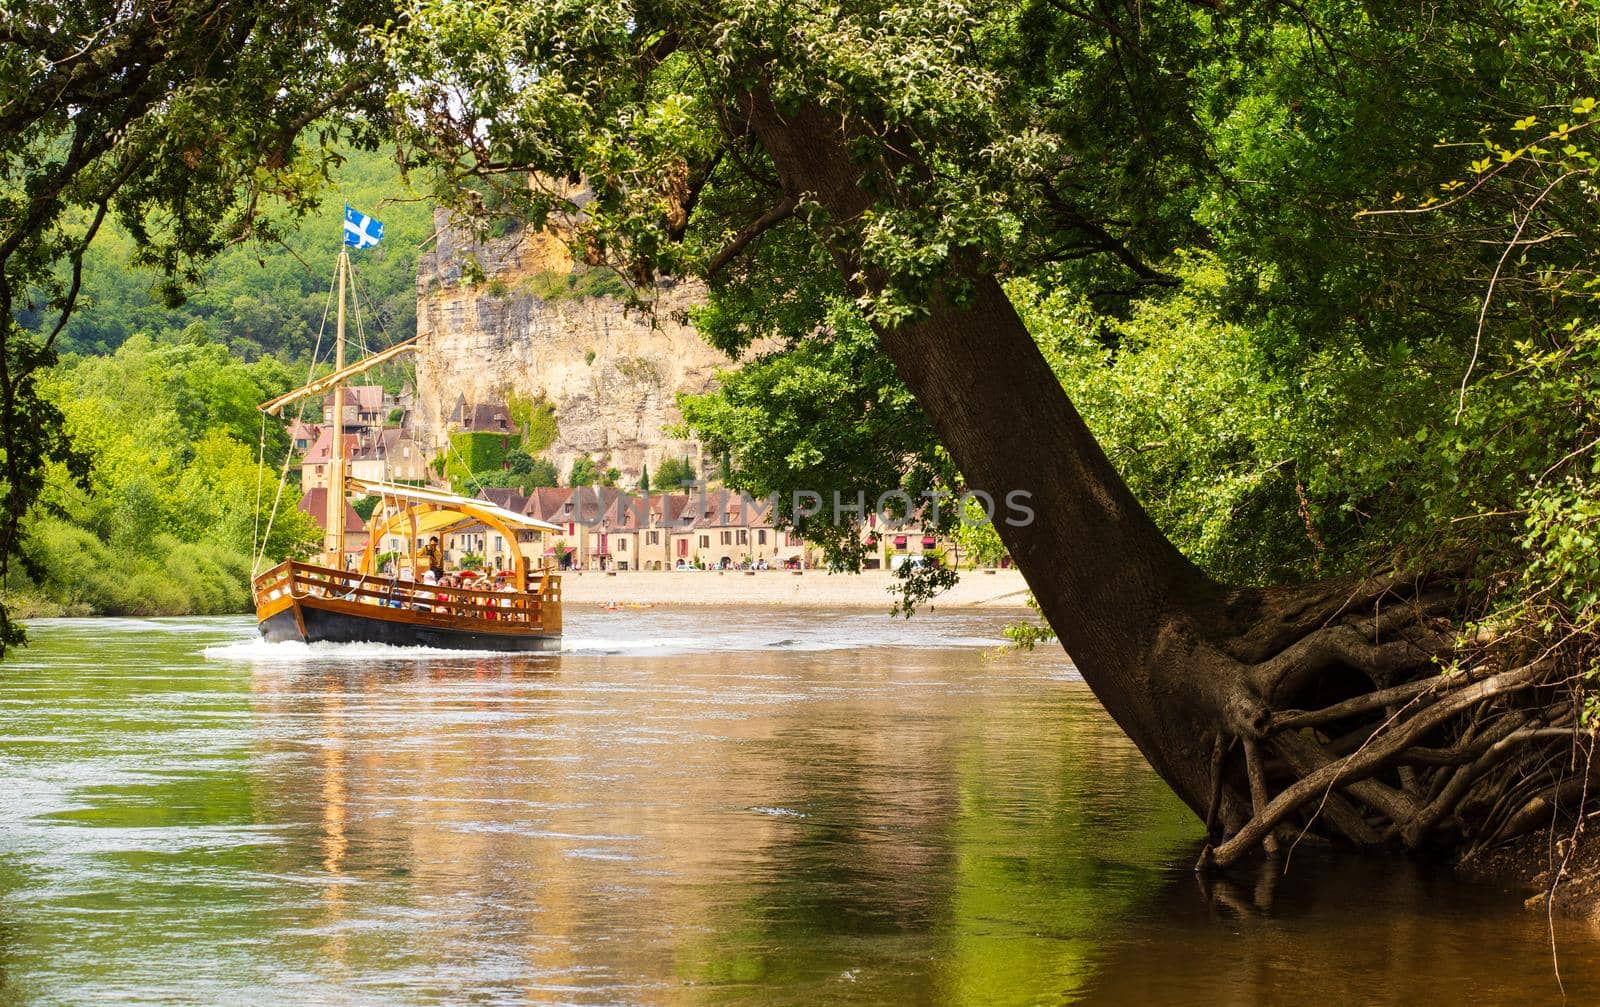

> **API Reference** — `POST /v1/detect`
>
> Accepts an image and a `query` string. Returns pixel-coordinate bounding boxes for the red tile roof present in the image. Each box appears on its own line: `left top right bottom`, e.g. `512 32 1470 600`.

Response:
523 487 575 523
323 385 385 413
297 487 367 533
476 487 529 514
302 426 362 464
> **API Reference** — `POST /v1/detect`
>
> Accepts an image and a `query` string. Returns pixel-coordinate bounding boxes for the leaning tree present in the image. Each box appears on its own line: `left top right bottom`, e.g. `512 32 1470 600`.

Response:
6 0 1597 876
385 0 1600 873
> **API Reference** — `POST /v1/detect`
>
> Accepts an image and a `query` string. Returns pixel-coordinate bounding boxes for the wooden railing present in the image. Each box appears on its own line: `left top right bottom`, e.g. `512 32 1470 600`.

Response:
255 561 562 632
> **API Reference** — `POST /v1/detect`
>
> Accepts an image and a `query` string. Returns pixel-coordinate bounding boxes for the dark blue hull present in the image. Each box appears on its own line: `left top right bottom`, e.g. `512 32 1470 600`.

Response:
259 603 561 653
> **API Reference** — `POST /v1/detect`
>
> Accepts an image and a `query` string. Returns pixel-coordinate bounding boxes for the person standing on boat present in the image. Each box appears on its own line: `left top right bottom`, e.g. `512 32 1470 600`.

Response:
423 536 444 577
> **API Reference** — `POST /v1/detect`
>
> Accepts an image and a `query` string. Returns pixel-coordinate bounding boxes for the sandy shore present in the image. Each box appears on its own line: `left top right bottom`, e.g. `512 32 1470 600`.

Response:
556 568 1033 609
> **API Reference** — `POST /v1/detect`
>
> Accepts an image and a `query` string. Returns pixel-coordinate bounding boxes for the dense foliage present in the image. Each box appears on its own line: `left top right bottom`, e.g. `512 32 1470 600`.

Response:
665 3 1600 637
566 456 621 488
653 457 696 489
442 430 521 485
15 337 318 616
448 445 563 496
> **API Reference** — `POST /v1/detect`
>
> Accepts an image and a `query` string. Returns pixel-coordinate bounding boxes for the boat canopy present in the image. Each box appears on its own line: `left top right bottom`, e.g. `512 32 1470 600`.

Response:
350 478 561 533
353 478 561 583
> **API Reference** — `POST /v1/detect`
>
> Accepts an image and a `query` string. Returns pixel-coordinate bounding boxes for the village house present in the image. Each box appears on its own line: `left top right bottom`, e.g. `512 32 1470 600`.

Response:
348 426 429 484
595 491 657 570
637 493 693 570
323 384 387 436
677 490 775 569
567 487 625 569
296 486 368 567
448 397 515 436
286 418 317 454
469 488 542 570
522 486 581 568
875 519 957 570
367 484 843 574
299 426 362 491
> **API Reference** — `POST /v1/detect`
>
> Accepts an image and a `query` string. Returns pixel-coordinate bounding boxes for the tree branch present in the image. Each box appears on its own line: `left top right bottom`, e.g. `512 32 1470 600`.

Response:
1040 188 1177 285
705 194 797 277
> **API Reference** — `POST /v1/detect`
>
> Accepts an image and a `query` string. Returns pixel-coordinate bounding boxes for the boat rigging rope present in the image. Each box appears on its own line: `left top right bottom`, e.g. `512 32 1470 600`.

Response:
344 255 408 564
251 413 267 576
254 254 339 573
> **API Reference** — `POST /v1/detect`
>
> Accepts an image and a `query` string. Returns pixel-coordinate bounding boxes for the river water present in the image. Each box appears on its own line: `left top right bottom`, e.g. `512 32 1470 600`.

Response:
0 610 1596 1004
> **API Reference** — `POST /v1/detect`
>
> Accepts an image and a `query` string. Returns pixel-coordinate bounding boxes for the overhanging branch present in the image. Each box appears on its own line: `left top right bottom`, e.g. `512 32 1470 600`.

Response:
705 194 797 277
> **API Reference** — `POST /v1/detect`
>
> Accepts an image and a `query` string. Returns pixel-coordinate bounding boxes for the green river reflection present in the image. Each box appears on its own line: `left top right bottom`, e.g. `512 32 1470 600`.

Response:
0 611 1596 1005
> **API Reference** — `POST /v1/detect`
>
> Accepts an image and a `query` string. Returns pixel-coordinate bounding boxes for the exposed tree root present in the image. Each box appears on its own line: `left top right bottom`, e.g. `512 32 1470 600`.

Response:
1188 569 1598 880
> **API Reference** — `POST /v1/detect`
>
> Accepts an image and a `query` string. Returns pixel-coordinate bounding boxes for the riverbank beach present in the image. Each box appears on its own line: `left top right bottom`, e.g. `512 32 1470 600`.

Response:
557 568 1032 608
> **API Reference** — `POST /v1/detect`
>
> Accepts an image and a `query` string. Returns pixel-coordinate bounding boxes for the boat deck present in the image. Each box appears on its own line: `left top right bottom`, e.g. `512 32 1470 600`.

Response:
253 561 562 650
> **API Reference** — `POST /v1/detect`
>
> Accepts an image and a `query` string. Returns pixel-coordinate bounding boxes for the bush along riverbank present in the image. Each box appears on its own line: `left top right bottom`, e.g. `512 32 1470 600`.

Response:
14 337 318 618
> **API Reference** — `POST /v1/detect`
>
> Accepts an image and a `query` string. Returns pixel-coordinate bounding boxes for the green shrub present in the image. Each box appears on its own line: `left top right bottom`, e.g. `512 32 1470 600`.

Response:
443 430 522 485
568 456 599 486
506 392 558 452
654 457 695 488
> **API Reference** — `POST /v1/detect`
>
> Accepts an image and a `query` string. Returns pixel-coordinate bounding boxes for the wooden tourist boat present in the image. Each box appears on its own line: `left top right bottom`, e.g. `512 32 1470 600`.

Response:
250 247 563 651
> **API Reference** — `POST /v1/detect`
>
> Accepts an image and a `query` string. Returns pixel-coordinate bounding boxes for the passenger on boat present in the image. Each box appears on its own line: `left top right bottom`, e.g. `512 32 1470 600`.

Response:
416 568 438 612
497 574 517 621
422 536 444 577
435 572 458 614
386 566 408 607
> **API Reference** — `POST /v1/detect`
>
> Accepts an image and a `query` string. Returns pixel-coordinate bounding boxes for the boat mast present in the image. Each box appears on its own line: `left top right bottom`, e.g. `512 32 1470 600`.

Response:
327 249 348 567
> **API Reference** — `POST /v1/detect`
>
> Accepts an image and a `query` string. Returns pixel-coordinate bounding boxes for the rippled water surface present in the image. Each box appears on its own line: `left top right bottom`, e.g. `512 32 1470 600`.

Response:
2 609 1597 1005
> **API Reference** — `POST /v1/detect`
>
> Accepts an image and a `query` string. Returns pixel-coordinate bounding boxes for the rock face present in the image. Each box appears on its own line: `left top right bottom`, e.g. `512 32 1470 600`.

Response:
414 212 734 482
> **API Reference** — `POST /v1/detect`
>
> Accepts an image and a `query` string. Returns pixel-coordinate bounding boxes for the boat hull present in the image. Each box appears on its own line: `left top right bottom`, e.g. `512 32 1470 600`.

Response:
258 600 561 652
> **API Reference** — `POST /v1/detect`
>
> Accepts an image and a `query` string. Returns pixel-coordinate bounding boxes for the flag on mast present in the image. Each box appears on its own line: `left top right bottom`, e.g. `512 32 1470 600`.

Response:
343 205 384 249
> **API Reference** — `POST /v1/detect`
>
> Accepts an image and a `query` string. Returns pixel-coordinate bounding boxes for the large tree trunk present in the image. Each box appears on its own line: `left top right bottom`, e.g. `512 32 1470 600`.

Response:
741 91 1593 869
745 92 1257 819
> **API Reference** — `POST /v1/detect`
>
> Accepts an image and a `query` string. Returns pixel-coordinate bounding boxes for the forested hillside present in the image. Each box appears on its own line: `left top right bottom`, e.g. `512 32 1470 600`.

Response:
31 146 430 359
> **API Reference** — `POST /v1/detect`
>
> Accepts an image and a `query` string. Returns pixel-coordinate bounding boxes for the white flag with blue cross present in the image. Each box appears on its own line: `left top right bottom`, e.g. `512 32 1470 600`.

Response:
343 205 384 249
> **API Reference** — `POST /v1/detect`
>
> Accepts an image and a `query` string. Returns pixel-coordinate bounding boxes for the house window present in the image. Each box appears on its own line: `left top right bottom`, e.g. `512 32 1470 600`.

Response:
699 535 710 548
618 538 628 551
647 530 659 545
737 530 748 545
758 530 767 545
720 531 732 546
678 539 688 557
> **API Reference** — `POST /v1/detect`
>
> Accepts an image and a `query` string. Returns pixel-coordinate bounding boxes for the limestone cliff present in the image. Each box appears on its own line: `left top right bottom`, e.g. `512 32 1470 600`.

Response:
413 212 734 482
